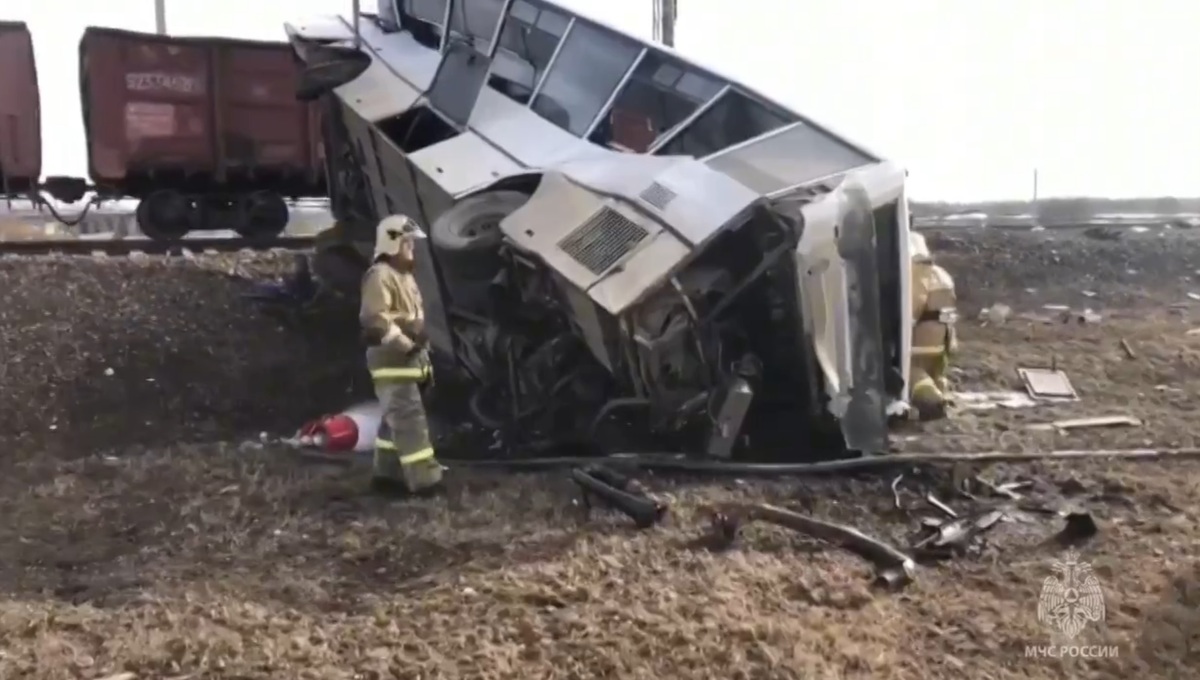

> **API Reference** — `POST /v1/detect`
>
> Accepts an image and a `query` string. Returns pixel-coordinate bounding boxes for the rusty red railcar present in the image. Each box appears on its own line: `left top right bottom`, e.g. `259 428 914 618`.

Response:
0 21 42 198
79 26 326 239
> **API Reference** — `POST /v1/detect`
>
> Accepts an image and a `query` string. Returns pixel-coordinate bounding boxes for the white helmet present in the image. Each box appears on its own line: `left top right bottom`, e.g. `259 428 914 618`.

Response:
909 231 933 263
373 215 425 259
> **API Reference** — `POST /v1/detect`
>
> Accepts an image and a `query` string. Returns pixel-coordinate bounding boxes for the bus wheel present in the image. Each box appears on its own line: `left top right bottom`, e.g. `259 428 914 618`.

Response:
429 190 528 275
136 190 192 241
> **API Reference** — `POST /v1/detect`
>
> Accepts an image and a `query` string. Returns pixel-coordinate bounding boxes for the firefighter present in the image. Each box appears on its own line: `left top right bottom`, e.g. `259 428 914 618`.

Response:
909 232 958 420
360 214 444 495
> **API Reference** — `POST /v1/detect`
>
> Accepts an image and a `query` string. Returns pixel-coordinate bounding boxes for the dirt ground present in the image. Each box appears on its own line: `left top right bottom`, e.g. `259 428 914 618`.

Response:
0 251 367 451
3 228 1200 679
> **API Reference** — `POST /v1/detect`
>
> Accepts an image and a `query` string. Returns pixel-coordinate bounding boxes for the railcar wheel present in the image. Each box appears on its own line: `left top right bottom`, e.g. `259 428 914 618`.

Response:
235 191 290 240
136 190 192 241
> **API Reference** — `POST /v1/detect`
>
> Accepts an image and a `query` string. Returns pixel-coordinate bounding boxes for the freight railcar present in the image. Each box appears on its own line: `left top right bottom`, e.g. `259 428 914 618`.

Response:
0 21 41 200
79 27 327 239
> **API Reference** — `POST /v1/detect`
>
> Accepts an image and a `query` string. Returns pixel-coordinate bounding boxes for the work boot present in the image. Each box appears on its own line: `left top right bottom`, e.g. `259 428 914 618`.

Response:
369 473 446 499
371 459 445 498
910 376 948 421
401 457 445 495
370 475 411 498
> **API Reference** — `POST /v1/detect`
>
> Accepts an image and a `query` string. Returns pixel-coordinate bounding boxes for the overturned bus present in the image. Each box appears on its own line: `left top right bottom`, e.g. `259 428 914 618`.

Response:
286 0 914 461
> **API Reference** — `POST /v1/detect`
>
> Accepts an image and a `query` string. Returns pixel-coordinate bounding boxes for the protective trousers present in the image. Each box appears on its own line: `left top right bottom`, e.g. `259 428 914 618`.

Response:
366 347 443 493
910 320 956 420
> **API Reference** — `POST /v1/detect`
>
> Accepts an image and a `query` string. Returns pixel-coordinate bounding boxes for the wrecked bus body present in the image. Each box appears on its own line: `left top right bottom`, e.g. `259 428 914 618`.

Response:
287 0 913 460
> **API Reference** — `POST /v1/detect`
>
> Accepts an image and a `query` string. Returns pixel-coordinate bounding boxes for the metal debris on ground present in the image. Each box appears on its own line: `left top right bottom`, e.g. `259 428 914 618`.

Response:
979 303 1013 325
572 467 668 529
974 476 1031 500
926 492 958 518
1060 308 1102 324
912 507 1007 559
1018 367 1079 401
1014 502 1101 544
953 390 1037 410
1120 338 1137 359
1027 415 1142 433
705 502 917 590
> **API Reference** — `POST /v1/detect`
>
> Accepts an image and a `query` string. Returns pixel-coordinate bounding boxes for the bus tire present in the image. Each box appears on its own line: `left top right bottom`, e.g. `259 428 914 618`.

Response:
429 190 528 276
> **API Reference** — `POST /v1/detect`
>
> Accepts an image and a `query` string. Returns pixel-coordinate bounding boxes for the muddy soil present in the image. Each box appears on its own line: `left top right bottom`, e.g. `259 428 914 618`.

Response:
2 231 1200 679
0 252 366 453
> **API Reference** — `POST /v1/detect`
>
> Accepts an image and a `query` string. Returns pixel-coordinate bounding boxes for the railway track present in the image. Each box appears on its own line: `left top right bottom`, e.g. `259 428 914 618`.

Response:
0 235 315 257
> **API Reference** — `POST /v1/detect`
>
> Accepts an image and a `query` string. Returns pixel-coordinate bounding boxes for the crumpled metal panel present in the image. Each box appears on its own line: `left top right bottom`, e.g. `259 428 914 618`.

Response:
330 42 423 122
835 181 889 454
559 154 758 248
353 14 439 92
557 208 650 275
499 172 634 291
499 171 690 316
587 229 690 315
409 131 522 200
1018 368 1078 400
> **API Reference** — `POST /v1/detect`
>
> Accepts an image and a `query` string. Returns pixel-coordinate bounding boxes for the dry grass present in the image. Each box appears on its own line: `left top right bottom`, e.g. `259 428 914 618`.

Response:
2 230 1200 678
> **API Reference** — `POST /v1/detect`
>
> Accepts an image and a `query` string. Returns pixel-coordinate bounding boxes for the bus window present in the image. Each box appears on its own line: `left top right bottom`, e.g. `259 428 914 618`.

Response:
377 0 401 32
447 0 507 54
404 0 448 25
589 51 725 152
401 0 449 47
531 22 641 136
706 123 874 194
487 1 569 102
656 90 796 158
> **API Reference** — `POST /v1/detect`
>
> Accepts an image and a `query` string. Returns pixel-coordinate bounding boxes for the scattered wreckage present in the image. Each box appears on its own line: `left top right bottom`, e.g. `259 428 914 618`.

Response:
286 0 918 463
275 2 1127 591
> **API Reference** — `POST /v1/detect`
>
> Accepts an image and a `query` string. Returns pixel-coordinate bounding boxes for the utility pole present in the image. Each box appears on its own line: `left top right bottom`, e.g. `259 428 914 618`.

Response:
154 0 166 34
653 0 676 47
1031 167 1042 228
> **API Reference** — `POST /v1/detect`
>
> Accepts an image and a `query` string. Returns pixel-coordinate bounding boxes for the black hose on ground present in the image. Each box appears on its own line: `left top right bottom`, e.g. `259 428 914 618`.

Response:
294 447 1200 475
440 453 846 474
295 447 864 475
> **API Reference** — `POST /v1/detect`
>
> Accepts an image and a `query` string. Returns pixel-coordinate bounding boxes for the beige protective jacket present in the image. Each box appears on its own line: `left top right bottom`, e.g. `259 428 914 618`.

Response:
911 261 958 355
360 262 425 369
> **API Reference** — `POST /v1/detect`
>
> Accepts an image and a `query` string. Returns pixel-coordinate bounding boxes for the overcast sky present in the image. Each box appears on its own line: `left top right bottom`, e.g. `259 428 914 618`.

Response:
8 0 1198 201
